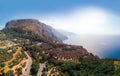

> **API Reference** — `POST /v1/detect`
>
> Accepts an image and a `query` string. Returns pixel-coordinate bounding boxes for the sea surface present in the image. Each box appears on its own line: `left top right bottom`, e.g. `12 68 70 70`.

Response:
64 35 120 59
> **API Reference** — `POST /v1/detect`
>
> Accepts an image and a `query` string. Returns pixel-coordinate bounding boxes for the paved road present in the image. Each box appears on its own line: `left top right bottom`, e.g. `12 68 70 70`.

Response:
37 63 44 76
23 52 32 76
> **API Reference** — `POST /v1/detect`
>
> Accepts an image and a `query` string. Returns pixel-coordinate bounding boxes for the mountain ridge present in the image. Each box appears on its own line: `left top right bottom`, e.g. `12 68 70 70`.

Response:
5 19 67 43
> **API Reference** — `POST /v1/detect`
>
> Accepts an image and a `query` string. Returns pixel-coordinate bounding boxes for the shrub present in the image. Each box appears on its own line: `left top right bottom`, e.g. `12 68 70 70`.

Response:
0 63 5 67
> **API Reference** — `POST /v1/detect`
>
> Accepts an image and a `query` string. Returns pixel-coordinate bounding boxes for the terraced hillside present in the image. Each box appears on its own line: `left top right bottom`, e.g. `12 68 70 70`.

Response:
0 34 28 76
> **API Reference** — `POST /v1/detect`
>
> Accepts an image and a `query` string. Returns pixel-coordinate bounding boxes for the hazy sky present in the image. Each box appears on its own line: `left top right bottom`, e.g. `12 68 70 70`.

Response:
0 0 120 34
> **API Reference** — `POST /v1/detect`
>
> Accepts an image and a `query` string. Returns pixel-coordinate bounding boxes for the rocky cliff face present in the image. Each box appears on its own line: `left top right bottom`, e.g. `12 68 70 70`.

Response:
5 19 67 42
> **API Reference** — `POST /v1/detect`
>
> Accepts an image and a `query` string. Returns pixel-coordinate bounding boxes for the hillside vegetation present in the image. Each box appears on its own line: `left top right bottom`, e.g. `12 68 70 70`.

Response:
0 33 28 76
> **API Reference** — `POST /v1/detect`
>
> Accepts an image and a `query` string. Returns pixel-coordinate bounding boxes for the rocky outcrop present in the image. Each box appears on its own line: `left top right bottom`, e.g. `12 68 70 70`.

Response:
5 19 67 42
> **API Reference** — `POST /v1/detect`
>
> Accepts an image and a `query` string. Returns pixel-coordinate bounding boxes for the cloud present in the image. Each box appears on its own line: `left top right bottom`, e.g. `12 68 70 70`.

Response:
40 6 120 35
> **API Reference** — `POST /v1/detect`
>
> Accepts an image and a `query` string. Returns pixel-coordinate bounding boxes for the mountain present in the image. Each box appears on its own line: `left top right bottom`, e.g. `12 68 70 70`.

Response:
3 19 67 42
1 19 120 76
2 19 97 60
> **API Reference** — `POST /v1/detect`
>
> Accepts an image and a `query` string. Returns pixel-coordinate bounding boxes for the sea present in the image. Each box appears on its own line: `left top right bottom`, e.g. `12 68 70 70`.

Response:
64 35 120 59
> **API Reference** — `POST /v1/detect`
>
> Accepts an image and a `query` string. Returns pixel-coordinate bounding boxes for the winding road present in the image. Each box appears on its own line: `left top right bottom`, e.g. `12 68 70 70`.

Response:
23 52 32 76
37 63 44 76
23 51 44 76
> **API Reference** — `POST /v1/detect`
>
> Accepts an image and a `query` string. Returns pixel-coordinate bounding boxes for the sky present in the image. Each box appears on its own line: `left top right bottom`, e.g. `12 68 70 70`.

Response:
0 0 120 35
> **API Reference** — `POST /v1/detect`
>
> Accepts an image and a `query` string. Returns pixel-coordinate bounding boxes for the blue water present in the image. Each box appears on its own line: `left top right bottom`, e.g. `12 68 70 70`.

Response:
64 35 120 59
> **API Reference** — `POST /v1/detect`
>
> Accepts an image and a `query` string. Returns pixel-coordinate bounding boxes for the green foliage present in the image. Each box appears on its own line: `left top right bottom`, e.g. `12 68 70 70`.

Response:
3 70 14 76
30 61 39 76
0 48 13 62
45 56 118 76
41 53 48 62
114 62 120 76
16 67 22 75
0 63 5 68
2 28 45 42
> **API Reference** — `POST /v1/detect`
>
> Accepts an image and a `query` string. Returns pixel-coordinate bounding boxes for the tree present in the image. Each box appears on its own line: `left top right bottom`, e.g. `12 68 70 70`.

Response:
30 61 39 76
3 70 14 76
0 63 5 67
16 67 22 75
